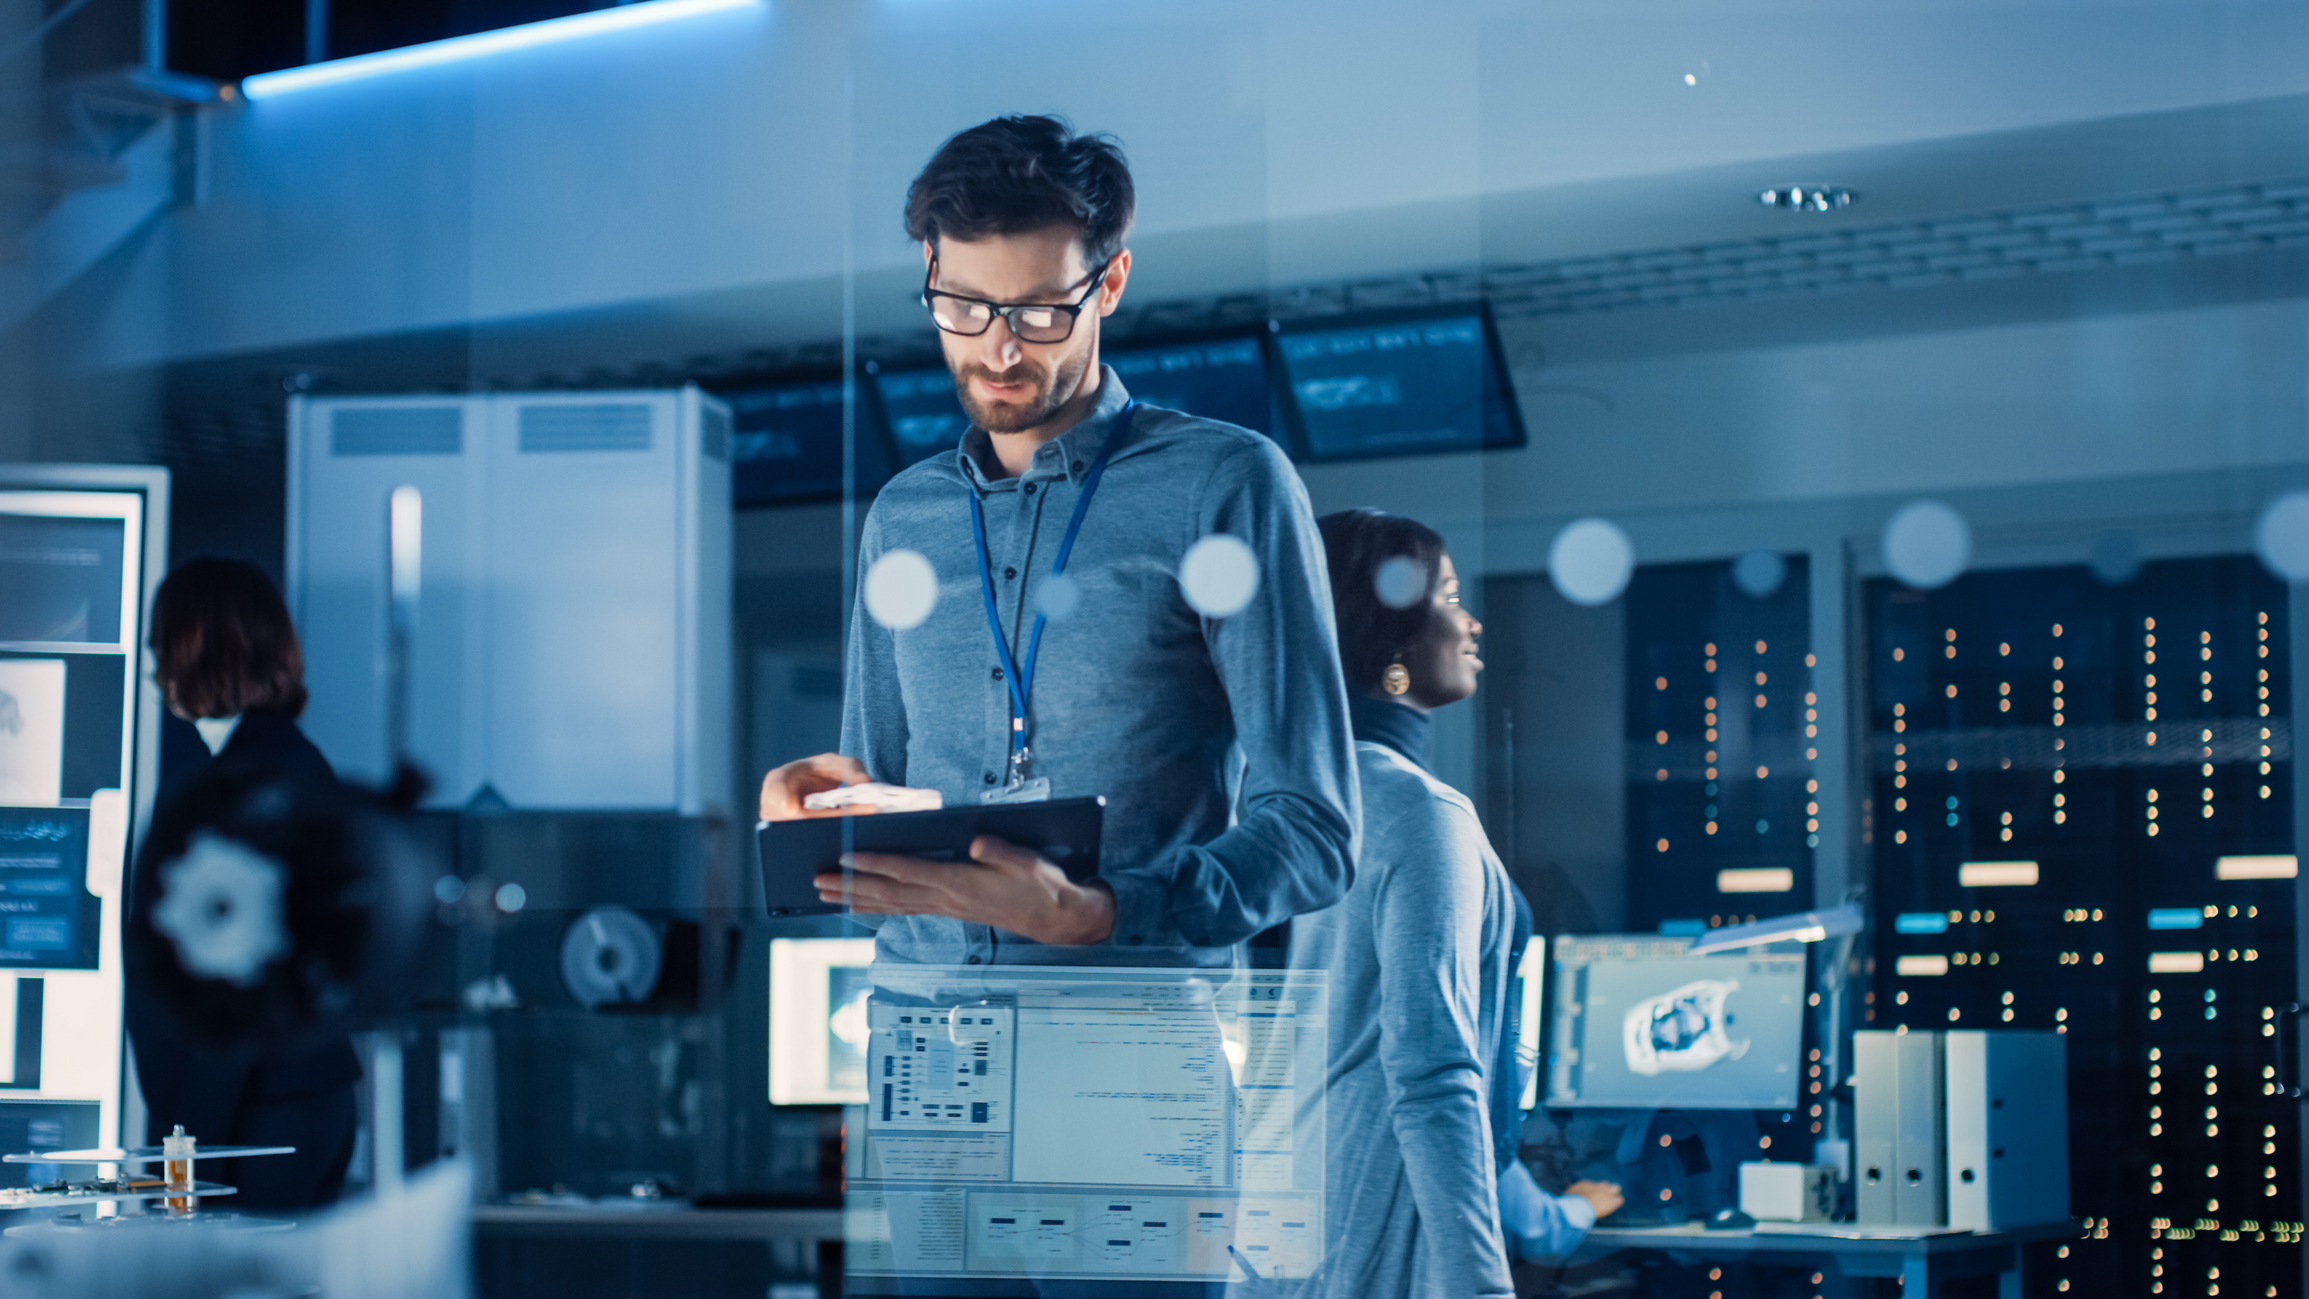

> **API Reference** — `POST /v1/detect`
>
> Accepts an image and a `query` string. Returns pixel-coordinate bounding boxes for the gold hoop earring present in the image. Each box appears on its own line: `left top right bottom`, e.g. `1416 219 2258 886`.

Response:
1382 663 1411 696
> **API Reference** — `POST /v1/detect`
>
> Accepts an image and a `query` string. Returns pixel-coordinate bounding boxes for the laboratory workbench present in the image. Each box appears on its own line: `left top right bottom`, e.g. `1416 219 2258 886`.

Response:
472 1203 844 1243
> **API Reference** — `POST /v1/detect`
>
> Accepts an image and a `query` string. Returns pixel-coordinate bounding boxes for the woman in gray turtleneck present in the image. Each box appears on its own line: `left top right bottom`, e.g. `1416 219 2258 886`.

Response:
1292 509 1619 1299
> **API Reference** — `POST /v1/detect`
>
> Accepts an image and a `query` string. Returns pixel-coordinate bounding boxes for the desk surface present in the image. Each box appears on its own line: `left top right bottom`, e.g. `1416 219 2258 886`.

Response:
472 1204 844 1241
1578 1220 2080 1259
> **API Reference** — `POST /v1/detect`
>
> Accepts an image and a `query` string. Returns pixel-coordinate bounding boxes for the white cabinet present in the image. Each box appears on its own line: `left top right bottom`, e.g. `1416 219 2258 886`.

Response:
288 389 732 814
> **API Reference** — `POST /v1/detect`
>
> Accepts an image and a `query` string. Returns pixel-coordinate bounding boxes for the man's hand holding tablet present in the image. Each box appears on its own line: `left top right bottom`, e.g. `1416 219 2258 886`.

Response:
759 753 1116 945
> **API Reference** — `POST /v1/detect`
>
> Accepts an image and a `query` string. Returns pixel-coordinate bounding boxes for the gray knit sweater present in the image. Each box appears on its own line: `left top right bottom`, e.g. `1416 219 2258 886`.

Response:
1288 740 1516 1298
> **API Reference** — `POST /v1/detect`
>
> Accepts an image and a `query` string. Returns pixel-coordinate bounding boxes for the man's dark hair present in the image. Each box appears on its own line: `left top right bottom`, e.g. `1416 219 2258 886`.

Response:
905 115 1135 266
1317 508 1450 695
149 557 309 719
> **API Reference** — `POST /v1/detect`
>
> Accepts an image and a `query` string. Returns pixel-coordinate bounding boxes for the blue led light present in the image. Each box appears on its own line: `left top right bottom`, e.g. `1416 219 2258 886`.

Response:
242 0 759 99
1658 919 1708 936
2147 908 2205 930
1896 912 1950 935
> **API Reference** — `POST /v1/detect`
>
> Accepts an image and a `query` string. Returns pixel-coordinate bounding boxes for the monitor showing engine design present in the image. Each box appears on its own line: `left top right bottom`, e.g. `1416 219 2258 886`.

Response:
1543 934 1806 1110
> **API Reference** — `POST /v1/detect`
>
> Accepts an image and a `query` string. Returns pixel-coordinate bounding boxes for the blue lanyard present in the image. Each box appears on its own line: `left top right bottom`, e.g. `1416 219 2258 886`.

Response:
967 401 1131 784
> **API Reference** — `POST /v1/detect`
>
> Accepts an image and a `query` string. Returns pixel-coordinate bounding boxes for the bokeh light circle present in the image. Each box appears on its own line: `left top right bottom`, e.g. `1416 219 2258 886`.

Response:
1375 556 1427 610
2090 532 2142 586
1548 518 1635 607
1882 500 1971 590
1179 535 1260 618
863 549 939 630
2255 492 2309 583
1732 549 1787 599
1036 572 1082 622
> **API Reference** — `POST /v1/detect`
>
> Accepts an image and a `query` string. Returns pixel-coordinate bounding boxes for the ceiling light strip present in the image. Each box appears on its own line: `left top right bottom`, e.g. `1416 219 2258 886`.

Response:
242 0 759 100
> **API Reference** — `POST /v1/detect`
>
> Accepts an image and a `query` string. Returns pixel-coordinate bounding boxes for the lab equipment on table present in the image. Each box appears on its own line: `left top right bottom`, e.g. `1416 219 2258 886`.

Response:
0 1124 292 1216
1737 1161 1835 1223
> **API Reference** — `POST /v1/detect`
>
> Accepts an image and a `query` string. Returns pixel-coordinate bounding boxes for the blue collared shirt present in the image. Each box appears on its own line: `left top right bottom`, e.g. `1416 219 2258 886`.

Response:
838 367 1359 966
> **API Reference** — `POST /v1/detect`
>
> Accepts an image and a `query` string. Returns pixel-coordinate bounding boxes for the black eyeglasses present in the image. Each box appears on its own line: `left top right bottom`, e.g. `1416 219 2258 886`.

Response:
922 256 1114 344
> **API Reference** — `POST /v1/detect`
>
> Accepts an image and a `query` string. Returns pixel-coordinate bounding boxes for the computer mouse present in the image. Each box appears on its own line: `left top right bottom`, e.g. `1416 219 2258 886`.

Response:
1704 1207 1756 1231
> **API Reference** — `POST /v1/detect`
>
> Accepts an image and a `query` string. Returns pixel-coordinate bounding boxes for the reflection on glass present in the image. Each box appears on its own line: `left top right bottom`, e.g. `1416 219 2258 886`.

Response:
845 964 1326 1286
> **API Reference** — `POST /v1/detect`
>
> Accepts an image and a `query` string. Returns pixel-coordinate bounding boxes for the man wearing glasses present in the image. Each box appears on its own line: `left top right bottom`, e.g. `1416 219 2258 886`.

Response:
759 115 1358 968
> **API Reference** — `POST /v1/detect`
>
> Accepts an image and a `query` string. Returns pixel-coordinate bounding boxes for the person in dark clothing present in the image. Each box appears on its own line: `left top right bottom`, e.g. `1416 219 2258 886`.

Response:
126 557 361 1210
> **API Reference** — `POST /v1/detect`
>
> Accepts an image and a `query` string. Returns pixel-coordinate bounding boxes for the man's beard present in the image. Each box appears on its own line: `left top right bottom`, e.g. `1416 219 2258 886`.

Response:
954 347 1092 434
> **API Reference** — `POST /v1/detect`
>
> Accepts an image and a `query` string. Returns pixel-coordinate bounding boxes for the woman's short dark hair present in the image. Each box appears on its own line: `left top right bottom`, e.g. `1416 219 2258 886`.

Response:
149 558 308 719
1317 508 1449 694
904 116 1135 266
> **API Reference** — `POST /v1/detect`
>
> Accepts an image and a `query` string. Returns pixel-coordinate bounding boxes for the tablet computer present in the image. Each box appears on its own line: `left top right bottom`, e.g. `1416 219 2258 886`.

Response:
756 796 1106 916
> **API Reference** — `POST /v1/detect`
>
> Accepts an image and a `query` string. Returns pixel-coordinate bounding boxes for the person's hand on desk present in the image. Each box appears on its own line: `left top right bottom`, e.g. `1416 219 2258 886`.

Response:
819 834 1116 945
760 753 876 821
1568 1181 1624 1221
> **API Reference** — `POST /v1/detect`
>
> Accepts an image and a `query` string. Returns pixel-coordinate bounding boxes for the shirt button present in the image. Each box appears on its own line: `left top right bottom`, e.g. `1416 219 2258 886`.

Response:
983 772 997 785
992 667 1004 681
1003 567 1017 580
967 955 983 964
1127 936 1143 946
1024 483 1038 495
1072 462 1084 474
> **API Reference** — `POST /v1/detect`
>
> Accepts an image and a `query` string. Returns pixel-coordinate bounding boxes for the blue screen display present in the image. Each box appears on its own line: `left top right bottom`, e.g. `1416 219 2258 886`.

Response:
1275 311 1523 460
1106 336 1279 437
872 365 971 466
722 378 891 505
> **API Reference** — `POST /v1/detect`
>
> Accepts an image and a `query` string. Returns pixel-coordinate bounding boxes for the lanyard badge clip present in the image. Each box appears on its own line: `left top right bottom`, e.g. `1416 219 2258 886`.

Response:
967 402 1131 809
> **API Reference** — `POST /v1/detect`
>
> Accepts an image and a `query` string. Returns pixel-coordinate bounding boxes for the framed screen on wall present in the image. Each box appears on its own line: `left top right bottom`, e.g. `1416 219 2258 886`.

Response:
713 374 895 506
868 361 971 467
1106 333 1282 439
1272 303 1525 461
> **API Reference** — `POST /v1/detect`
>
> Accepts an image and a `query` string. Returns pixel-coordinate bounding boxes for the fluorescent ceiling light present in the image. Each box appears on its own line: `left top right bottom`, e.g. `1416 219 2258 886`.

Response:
1687 902 1864 955
242 0 757 99
1958 860 2038 888
2217 854 2297 880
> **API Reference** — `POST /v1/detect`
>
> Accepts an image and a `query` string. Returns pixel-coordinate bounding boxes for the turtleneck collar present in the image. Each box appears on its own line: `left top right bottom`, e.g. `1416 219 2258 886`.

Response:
1350 694 1432 771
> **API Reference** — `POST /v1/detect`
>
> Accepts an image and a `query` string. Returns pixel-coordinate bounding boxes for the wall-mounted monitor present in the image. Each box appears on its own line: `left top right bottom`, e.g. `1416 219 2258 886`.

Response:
868 362 971 467
1272 304 1525 461
1106 334 1281 439
714 375 894 506
0 468 169 1152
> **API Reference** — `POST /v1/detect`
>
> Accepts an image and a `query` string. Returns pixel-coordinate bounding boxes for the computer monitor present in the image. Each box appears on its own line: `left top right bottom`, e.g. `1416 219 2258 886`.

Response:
1106 335 1280 439
1271 304 1526 461
1515 937 1545 1111
1542 934 1806 1110
870 362 971 467
717 376 894 506
768 936 877 1106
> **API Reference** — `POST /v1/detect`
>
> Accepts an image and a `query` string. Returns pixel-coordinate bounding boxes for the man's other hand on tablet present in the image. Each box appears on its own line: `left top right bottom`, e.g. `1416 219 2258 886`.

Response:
821 834 1116 945
759 753 876 821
